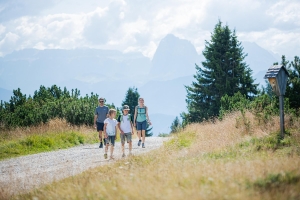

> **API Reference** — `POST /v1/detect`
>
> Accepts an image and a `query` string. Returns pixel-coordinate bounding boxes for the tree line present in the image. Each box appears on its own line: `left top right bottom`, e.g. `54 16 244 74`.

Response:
0 85 153 136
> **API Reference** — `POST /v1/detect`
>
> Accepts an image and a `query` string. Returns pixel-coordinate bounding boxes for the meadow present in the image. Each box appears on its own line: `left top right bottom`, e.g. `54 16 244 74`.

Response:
0 119 99 160
11 111 300 200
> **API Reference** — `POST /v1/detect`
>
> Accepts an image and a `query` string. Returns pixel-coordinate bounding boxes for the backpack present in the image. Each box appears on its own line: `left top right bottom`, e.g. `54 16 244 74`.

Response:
119 114 132 123
136 105 147 115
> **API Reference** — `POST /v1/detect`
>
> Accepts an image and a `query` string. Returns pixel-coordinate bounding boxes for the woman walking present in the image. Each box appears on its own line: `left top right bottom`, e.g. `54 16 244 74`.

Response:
134 97 151 148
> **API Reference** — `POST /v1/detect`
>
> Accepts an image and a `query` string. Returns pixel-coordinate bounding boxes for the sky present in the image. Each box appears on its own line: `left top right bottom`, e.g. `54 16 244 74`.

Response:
0 0 300 60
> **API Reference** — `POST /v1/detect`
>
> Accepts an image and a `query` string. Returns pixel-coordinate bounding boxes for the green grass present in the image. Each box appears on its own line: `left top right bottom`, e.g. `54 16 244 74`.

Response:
202 130 299 160
0 131 98 160
165 131 196 149
250 172 300 190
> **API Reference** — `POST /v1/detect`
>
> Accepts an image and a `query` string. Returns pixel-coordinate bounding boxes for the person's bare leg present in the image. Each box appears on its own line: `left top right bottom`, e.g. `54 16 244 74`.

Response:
98 131 103 142
142 130 145 143
138 130 141 141
105 143 108 153
104 143 108 159
122 143 125 155
110 145 114 159
129 141 132 154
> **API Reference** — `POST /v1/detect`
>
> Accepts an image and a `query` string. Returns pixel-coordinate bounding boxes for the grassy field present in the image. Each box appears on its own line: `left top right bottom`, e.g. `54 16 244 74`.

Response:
0 119 99 160
10 112 300 199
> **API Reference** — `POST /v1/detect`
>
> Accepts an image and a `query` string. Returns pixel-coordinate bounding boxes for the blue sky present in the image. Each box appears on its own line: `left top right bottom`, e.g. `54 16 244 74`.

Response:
0 0 300 59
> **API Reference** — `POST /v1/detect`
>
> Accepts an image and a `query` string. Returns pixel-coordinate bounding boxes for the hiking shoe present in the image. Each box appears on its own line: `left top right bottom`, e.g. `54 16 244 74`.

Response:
99 142 103 148
122 153 126 158
104 153 108 159
142 143 145 148
138 140 142 146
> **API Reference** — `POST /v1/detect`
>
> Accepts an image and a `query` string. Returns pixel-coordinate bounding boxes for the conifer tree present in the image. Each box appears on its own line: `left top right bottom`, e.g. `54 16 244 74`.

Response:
121 87 140 116
183 20 258 124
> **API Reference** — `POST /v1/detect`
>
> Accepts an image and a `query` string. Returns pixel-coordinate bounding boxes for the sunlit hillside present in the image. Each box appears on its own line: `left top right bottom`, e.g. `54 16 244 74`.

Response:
15 111 300 200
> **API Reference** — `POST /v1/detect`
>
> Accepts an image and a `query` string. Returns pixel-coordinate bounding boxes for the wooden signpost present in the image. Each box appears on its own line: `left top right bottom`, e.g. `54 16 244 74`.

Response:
264 65 289 138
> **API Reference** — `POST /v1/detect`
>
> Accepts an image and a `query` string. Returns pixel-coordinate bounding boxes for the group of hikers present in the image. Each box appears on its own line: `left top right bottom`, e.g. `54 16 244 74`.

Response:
94 97 152 160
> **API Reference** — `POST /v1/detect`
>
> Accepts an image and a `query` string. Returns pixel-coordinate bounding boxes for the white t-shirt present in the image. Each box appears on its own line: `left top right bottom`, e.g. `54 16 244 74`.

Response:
104 118 118 136
120 115 132 133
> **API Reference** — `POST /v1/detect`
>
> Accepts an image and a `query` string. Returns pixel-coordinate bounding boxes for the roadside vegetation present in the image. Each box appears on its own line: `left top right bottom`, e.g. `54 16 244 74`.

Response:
0 118 98 160
12 111 300 200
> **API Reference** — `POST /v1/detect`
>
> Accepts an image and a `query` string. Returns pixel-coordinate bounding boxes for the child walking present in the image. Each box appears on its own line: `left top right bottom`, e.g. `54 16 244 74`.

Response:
117 105 134 157
103 109 118 159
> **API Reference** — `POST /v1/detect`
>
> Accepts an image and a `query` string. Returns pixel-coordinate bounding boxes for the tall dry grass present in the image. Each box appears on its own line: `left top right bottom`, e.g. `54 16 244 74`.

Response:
13 112 300 200
0 118 94 142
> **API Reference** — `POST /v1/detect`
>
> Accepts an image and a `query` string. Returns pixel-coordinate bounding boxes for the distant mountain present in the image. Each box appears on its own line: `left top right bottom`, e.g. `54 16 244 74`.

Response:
253 70 268 88
149 113 176 136
0 48 151 94
243 41 279 75
150 34 203 80
0 87 12 102
138 75 193 116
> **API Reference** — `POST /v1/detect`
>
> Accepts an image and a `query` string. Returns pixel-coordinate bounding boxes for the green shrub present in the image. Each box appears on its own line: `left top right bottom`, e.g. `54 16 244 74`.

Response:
252 172 300 190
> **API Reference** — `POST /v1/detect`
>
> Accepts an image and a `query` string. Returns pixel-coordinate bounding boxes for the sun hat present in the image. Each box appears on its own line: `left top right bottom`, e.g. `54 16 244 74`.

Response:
122 105 130 110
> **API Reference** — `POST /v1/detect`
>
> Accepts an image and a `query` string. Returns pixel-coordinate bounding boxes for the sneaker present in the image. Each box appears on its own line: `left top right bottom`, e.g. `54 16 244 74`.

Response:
99 142 103 148
122 153 126 158
142 143 145 148
138 140 142 146
104 153 108 159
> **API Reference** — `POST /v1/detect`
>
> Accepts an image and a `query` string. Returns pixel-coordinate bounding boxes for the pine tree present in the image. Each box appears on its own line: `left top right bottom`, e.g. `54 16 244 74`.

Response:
285 56 300 110
183 20 258 124
121 87 140 116
170 116 181 133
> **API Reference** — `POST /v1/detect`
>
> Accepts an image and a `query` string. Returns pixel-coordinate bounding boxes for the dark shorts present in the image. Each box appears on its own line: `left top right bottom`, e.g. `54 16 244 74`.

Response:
96 122 104 131
136 120 147 131
120 133 132 144
105 136 116 146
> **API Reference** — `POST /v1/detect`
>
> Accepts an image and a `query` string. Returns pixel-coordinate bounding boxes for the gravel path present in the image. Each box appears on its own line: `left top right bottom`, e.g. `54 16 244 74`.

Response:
0 137 168 197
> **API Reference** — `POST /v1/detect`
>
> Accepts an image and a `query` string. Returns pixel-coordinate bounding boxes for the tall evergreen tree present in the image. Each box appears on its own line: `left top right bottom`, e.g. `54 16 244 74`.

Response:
286 56 300 110
183 20 258 124
121 87 140 116
283 56 300 110
170 116 182 133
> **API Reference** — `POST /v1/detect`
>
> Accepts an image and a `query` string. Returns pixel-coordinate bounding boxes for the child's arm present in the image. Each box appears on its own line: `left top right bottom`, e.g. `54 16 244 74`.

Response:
130 121 134 135
117 116 124 134
118 123 124 134
103 123 108 138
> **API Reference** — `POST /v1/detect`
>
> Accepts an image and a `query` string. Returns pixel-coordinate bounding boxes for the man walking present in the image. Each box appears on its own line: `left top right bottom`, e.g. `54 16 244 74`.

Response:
94 97 109 148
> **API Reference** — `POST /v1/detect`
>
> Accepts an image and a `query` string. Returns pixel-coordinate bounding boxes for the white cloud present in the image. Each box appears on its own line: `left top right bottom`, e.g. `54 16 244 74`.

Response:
267 0 300 28
0 0 299 59
0 32 20 56
0 24 6 36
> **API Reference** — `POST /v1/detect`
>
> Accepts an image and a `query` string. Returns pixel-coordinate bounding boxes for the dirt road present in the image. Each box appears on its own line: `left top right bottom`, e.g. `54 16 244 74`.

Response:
0 137 168 197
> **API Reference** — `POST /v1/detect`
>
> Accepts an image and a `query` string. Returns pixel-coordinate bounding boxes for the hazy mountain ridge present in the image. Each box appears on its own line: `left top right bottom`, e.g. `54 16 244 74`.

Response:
0 34 279 134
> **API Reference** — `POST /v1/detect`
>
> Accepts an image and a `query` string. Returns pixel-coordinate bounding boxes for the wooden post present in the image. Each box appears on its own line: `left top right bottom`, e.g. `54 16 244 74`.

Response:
279 95 285 138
